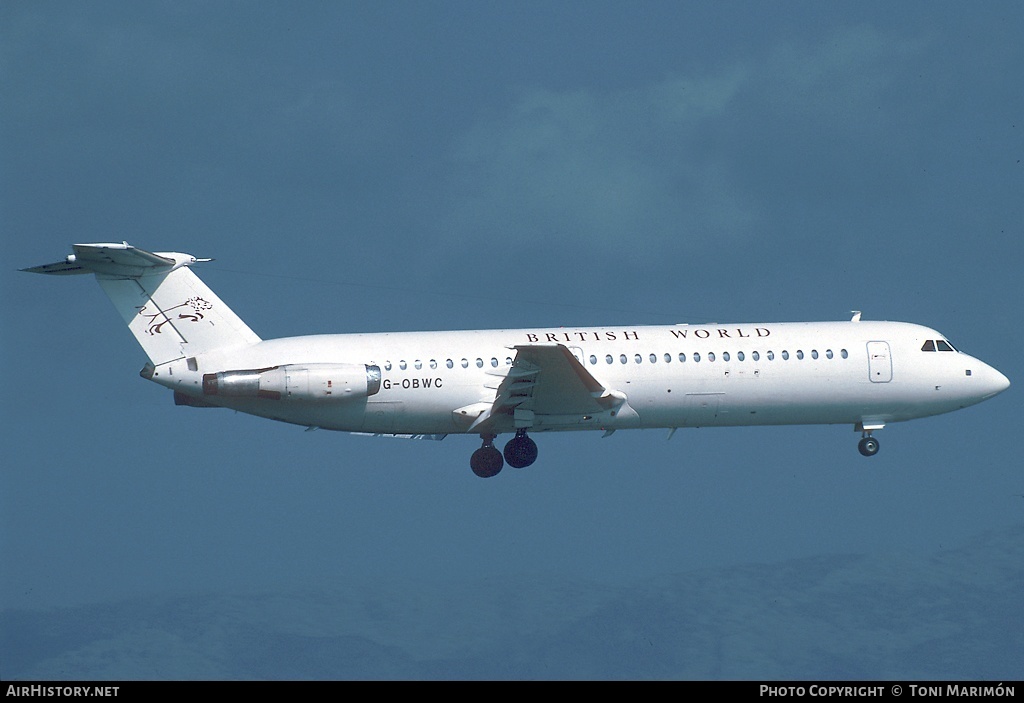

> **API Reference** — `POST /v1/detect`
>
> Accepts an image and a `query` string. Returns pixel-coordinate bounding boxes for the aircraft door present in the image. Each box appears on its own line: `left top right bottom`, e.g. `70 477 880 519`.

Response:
569 346 586 365
867 341 892 383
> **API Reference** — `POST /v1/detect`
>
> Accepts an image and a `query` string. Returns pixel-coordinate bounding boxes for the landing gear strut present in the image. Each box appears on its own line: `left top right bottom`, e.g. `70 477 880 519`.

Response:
503 429 538 468
858 434 880 457
470 434 504 478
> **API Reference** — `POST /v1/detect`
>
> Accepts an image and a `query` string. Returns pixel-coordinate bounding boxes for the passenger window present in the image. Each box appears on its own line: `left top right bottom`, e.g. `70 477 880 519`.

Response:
385 361 392 371
606 354 614 364
811 350 818 360
781 350 789 360
767 351 775 360
446 359 454 369
620 354 627 364
635 354 643 364
679 353 686 362
841 349 849 359
491 358 498 367
650 353 658 364
796 350 804 360
476 358 484 368
414 360 422 370
708 352 716 362
826 349 833 359
737 351 745 361
922 340 936 352
400 360 408 370
664 353 672 363
723 352 731 362
506 357 513 365
693 353 701 363
752 351 759 361
430 359 437 369
461 358 469 368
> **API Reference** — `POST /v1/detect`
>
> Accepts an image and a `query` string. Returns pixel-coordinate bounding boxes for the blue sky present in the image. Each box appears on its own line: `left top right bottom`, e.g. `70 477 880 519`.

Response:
2 1 1022 678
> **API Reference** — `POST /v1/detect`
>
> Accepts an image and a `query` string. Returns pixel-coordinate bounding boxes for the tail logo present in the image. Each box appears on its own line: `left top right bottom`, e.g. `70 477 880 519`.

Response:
136 297 214 335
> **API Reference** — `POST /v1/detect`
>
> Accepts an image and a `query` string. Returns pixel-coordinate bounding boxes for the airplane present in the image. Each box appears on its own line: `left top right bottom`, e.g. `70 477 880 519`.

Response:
24 242 1011 477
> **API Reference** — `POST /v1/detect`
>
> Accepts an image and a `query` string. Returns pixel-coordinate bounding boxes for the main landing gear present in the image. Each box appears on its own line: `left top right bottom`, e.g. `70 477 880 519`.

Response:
858 434 880 457
504 429 538 468
470 430 539 477
470 434 503 478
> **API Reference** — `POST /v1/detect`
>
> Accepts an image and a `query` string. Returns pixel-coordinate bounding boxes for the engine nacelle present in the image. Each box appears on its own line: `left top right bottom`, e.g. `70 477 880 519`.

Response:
203 363 381 402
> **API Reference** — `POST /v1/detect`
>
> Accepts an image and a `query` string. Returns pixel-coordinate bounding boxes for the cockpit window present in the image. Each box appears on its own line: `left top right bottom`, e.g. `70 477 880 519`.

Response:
922 339 958 352
921 340 936 352
936 339 956 352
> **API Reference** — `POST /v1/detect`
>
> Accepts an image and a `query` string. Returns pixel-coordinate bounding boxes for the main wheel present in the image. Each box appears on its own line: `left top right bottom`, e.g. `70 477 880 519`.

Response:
504 433 539 468
471 445 504 477
858 436 880 457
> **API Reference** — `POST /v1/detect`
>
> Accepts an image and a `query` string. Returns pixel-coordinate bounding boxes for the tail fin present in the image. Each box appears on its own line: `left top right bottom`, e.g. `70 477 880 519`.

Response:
23 242 261 365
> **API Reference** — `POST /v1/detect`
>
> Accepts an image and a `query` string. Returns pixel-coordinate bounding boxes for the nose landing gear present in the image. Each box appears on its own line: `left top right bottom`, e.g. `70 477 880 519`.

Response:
858 434 880 457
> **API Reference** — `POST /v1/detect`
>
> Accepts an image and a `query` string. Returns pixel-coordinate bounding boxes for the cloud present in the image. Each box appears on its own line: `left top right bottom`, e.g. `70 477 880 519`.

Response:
439 26 930 257
445 70 753 250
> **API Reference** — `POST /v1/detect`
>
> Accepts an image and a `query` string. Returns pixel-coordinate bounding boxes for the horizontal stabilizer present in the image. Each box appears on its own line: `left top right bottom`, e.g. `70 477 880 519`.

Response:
22 242 208 278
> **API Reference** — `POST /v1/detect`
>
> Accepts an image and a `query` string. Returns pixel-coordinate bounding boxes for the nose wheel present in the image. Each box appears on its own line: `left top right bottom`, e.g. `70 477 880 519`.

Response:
858 435 880 457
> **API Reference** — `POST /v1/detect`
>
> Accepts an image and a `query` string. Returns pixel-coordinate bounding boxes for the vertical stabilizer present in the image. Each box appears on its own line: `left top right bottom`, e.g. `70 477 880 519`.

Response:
23 243 261 365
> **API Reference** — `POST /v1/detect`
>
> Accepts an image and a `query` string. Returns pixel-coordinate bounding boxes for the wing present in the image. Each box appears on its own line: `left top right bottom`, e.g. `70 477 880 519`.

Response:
456 343 631 433
504 344 607 415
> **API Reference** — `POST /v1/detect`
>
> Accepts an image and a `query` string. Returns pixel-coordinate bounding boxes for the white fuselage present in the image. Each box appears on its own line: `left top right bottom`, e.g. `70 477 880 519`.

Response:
25 244 1011 474
150 320 1009 436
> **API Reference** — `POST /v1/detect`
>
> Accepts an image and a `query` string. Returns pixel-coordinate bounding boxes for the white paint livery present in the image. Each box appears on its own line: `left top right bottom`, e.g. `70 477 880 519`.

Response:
25 243 1011 477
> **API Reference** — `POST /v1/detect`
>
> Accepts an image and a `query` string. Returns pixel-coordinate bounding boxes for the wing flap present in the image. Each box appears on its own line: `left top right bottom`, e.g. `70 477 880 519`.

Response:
461 343 642 432
499 344 608 415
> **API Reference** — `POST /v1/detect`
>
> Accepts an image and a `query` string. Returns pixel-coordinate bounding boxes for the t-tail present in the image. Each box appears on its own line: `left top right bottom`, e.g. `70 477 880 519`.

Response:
23 242 261 366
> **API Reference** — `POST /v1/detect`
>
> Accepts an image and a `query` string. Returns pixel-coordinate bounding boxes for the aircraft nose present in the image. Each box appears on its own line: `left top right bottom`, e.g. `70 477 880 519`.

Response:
980 363 1010 400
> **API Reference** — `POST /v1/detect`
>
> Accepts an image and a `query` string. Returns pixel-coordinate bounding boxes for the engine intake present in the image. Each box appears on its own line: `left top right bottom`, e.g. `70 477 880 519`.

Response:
203 363 381 402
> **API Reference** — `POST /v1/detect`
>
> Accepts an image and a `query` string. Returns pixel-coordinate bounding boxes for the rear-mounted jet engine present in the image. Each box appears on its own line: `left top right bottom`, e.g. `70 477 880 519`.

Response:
202 363 381 402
